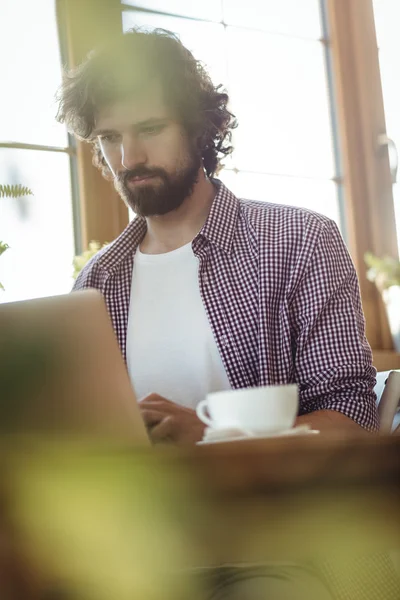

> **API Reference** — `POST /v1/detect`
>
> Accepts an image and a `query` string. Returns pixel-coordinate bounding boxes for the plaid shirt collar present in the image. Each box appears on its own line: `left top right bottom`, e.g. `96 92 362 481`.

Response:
198 179 240 254
95 180 240 273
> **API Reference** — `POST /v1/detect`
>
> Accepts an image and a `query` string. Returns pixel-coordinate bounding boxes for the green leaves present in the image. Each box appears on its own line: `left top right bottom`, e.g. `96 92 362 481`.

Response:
364 252 400 293
0 242 9 290
73 241 109 279
0 183 33 290
0 241 9 257
0 184 33 198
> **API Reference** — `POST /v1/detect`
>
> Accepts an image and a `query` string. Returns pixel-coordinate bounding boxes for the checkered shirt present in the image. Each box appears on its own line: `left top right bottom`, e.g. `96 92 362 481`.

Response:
73 182 400 598
73 181 378 432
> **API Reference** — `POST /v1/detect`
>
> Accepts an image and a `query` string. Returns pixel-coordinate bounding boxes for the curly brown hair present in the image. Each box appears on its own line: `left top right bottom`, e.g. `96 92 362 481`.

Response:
56 27 237 178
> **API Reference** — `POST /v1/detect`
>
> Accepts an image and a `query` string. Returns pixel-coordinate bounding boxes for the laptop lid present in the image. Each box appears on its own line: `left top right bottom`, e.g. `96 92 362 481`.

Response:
0 289 150 445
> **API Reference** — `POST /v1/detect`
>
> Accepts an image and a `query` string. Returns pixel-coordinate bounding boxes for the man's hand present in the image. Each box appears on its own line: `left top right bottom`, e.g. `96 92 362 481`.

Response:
139 394 206 445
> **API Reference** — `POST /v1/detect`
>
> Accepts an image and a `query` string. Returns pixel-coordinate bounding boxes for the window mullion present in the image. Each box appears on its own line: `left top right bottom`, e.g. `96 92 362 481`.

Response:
56 0 129 251
326 0 397 351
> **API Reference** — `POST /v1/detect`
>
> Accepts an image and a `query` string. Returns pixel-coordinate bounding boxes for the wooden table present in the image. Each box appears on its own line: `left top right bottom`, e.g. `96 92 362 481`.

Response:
0 433 399 599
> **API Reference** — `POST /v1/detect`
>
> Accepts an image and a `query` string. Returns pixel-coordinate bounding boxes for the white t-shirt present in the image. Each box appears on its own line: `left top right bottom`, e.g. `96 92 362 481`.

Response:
126 242 231 409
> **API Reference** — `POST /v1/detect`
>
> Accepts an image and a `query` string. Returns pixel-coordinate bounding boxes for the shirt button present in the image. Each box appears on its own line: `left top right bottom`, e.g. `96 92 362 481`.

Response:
220 336 229 347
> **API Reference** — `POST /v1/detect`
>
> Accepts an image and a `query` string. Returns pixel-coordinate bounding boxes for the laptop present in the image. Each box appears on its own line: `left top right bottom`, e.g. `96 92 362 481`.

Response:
0 289 150 444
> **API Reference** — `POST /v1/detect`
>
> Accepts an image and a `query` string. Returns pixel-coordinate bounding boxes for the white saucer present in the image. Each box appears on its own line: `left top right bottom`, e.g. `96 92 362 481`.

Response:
197 425 320 445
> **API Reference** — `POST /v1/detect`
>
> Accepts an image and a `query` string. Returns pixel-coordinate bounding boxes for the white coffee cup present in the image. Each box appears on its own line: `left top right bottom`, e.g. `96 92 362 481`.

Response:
196 385 298 433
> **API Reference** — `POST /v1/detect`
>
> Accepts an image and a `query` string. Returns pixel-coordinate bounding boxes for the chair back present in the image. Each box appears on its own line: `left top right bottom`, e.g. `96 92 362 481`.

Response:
375 370 400 434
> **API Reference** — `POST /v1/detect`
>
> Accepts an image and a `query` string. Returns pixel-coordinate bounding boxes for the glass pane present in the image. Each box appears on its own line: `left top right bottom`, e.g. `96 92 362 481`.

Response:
373 0 400 252
219 169 341 226
122 0 223 21
378 49 400 154
393 185 400 256
223 0 322 39
226 27 335 179
0 149 75 303
0 0 67 147
122 11 227 86
373 0 400 48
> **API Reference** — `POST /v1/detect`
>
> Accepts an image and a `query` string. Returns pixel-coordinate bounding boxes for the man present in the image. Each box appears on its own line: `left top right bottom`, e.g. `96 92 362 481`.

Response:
57 28 377 445
56 28 400 600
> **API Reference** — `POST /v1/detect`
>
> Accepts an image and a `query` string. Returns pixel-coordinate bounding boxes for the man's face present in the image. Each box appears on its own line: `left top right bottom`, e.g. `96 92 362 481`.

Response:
94 83 201 217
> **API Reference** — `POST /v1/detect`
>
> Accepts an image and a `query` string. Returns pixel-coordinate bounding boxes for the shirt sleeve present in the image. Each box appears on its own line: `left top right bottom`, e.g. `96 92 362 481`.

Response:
71 255 105 293
289 219 378 431
72 266 93 291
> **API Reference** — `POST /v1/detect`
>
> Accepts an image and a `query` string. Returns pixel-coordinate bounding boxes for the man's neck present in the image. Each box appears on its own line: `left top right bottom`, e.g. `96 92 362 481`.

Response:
139 170 216 255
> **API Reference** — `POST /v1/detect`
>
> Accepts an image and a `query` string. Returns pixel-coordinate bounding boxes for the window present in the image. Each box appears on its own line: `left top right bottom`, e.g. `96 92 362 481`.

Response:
373 0 400 255
0 0 78 303
122 0 342 227
5 1 395 360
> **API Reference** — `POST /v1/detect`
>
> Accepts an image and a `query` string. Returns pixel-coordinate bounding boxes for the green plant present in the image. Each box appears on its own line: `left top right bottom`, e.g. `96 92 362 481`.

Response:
0 184 33 290
1 186 105 288
364 252 400 293
0 184 33 199
73 240 109 279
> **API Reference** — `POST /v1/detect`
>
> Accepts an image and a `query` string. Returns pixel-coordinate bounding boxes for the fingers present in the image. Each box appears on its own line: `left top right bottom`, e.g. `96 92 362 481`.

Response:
140 402 179 419
139 393 174 406
140 408 164 429
139 406 176 443
140 400 171 411
149 415 175 443
139 394 177 443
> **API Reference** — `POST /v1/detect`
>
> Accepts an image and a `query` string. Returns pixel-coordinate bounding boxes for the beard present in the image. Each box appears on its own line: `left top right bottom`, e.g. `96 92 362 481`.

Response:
114 151 201 217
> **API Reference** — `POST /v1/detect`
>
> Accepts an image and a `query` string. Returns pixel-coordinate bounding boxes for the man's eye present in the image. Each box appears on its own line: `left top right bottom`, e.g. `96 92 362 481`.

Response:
140 124 165 136
100 134 120 143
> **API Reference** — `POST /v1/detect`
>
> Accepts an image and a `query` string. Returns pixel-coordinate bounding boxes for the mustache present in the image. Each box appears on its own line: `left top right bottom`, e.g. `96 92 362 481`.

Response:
117 168 168 186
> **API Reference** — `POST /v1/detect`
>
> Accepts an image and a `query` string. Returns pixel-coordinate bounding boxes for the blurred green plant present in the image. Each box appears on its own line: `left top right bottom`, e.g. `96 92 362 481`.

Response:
0 184 33 199
6 442 203 600
0 184 33 290
365 252 400 294
73 240 109 279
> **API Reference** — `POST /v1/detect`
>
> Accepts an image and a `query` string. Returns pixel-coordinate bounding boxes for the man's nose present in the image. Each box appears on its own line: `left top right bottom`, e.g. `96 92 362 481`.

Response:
121 134 147 170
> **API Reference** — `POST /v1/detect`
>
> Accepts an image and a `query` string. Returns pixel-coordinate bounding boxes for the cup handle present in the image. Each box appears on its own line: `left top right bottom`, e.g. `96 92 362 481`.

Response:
196 399 214 428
